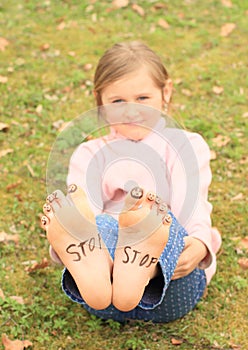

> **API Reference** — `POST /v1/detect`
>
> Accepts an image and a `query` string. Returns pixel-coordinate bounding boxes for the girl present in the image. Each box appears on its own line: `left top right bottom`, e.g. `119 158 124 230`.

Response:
41 41 221 323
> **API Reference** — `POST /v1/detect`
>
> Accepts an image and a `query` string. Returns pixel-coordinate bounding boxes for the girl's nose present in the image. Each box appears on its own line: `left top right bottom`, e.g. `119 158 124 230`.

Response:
125 103 140 120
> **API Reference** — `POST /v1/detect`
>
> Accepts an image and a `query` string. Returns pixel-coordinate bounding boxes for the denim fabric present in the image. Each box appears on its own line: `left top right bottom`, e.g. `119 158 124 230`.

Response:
61 213 206 323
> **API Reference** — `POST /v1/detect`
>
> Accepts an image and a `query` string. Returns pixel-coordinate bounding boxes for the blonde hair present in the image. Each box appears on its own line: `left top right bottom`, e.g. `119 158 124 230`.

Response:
94 41 169 106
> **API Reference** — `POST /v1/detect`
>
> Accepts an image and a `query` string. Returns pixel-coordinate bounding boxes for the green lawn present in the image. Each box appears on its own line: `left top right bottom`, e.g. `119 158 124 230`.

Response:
0 0 247 349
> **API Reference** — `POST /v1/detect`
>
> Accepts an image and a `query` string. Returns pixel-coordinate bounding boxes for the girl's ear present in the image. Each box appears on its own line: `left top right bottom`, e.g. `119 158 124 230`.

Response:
162 79 173 104
93 90 97 98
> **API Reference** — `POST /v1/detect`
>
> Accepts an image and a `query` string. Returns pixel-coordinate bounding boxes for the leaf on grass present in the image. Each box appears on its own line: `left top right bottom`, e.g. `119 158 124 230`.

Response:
57 21 66 30
0 232 19 244
238 258 248 270
153 2 167 10
212 86 224 94
83 63 93 71
171 337 183 345
40 43 50 51
131 4 145 17
220 23 236 37
158 18 170 29
230 192 243 201
9 296 25 305
6 180 22 191
2 334 32 350
212 134 230 147
221 0 233 8
25 258 49 273
210 150 217 160
0 37 9 51
112 0 129 9
237 237 248 252
0 76 8 84
0 288 5 299
181 88 192 96
0 122 10 132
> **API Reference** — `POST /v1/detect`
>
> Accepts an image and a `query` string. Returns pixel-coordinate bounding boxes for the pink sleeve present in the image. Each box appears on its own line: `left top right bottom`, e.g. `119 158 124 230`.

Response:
168 132 214 269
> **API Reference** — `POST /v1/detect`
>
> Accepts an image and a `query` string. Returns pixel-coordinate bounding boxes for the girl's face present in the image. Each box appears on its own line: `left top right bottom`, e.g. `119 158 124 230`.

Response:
99 66 172 141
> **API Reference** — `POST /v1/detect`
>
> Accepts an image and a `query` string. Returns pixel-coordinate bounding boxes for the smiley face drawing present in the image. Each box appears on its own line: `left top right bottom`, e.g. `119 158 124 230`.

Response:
130 186 144 199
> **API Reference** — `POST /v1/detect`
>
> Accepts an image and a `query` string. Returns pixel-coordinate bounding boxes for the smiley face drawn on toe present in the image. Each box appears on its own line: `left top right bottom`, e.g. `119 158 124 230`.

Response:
162 214 172 225
41 215 49 226
146 192 156 201
46 194 55 203
158 203 168 214
43 203 52 212
155 196 162 205
131 187 144 199
68 184 77 193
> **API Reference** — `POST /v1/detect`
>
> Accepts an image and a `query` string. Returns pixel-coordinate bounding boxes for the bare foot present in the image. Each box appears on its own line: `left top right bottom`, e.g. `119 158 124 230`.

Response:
41 184 112 310
112 187 171 312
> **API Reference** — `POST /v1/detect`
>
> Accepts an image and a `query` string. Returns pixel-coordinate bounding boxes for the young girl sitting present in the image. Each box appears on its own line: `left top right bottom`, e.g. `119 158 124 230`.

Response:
41 41 221 323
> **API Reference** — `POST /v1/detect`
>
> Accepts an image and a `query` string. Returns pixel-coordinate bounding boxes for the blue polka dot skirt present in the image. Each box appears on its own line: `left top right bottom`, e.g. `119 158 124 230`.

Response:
61 213 206 323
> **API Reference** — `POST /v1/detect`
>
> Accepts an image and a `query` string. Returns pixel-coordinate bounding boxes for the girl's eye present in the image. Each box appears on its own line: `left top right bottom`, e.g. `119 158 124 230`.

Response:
112 99 124 103
138 96 149 101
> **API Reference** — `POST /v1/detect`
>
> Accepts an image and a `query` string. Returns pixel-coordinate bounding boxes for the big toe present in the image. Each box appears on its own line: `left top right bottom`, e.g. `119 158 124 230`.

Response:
67 184 95 222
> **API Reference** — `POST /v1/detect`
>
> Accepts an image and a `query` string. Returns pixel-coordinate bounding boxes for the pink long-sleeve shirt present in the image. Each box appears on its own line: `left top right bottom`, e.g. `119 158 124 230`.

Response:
67 118 221 283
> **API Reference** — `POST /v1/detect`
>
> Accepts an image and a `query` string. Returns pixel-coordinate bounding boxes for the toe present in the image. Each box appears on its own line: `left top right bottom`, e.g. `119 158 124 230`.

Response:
43 203 53 218
67 184 94 221
40 215 50 229
123 186 145 211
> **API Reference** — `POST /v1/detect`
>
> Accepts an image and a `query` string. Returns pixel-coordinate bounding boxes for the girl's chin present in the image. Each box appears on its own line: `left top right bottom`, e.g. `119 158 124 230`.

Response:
115 125 151 141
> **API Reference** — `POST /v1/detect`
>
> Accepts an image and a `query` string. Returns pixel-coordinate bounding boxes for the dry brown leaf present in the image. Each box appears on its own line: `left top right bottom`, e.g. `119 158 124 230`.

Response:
238 257 248 270
221 0 233 8
25 258 49 273
131 4 145 17
6 180 22 191
10 296 25 304
83 63 93 71
210 150 217 160
57 21 66 30
40 43 50 51
230 192 243 201
0 288 5 299
112 0 129 9
158 18 170 29
238 237 248 252
0 76 8 84
213 86 224 94
0 37 9 51
153 2 167 9
220 23 236 37
2 334 32 350
0 122 9 132
181 88 192 96
171 337 183 345
212 134 230 147
0 232 19 244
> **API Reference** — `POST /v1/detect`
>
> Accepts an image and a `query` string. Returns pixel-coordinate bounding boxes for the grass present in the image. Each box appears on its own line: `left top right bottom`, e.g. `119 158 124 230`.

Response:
0 0 247 349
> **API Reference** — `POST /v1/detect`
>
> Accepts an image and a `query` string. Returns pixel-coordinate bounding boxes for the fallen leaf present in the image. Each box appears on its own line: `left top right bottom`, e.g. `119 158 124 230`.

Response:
230 192 243 201
2 334 32 350
57 21 66 30
0 76 8 83
25 258 49 273
158 18 170 29
238 237 248 252
0 37 9 51
40 43 50 51
210 150 217 160
221 0 233 8
212 134 230 147
153 2 167 9
83 63 93 71
220 23 236 37
242 112 248 118
0 149 13 159
6 180 22 191
112 0 129 9
213 86 224 94
68 51 76 56
9 296 25 305
0 122 9 132
0 232 19 244
171 337 183 345
132 4 145 17
35 104 43 115
0 288 5 299
238 257 248 270
181 88 192 96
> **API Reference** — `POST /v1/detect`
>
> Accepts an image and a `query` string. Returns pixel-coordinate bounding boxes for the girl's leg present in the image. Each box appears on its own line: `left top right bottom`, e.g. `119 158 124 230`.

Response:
112 187 171 312
41 185 112 310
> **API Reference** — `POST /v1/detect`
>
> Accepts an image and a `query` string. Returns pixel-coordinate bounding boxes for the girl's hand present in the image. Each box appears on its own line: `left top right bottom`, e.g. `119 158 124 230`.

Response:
172 237 208 280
